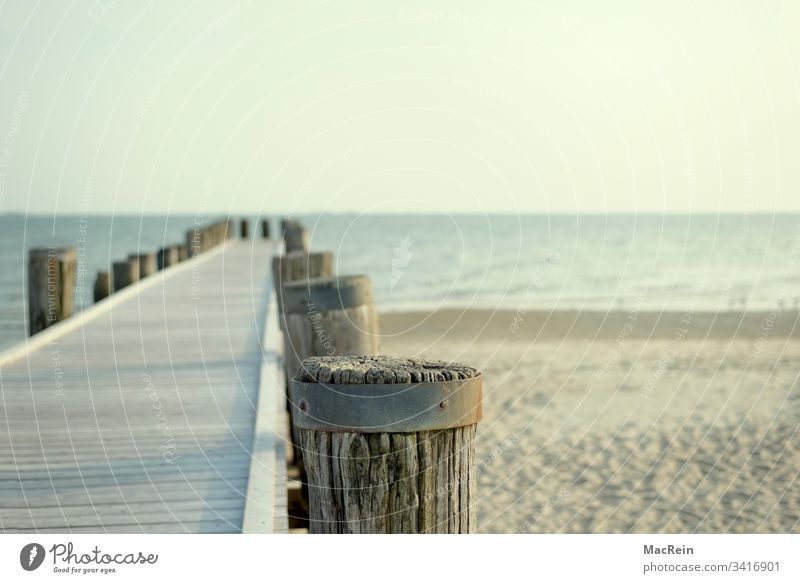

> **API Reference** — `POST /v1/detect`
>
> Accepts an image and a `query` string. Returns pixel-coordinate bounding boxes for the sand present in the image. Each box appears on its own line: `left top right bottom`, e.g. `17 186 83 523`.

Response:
380 309 800 533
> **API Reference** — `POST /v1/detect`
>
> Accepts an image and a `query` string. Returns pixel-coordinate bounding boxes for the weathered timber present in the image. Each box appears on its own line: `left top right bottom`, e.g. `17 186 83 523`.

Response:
281 275 379 388
27 247 77 335
295 355 481 534
186 227 203 257
282 275 379 469
130 253 156 278
271 251 334 326
93 271 112 302
157 246 180 270
282 219 309 253
112 260 138 291
2 240 287 534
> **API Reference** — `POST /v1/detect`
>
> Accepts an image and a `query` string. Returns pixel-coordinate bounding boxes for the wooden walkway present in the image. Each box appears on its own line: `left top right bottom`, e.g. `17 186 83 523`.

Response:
0 240 287 533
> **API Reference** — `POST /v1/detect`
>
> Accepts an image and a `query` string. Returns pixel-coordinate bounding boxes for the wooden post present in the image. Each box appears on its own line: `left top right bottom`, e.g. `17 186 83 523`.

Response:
130 253 156 278
271 251 334 325
187 228 203 257
157 248 167 270
282 220 309 253
240 219 249 239
113 260 138 291
177 244 188 262
200 226 211 252
27 247 77 335
169 245 181 266
210 222 219 247
272 251 336 469
212 221 224 246
282 275 380 465
261 219 270 239
281 274 378 379
93 271 112 302
292 355 482 534
157 246 179 270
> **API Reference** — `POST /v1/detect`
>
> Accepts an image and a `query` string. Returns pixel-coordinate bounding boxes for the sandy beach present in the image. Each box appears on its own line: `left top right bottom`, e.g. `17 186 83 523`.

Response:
381 309 800 533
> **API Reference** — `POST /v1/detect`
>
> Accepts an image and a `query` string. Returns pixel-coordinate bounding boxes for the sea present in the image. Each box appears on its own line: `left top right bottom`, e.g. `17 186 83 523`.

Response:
2 213 799 351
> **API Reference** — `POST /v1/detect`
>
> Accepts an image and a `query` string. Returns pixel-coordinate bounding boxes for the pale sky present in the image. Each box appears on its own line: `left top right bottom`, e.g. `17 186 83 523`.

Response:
0 1 798 215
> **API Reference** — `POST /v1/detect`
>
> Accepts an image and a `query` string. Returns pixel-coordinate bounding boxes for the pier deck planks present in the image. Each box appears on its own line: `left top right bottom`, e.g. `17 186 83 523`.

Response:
0 240 287 533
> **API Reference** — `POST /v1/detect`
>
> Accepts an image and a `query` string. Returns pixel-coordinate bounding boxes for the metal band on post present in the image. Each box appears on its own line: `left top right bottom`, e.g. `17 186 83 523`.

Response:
290 374 483 433
296 355 482 533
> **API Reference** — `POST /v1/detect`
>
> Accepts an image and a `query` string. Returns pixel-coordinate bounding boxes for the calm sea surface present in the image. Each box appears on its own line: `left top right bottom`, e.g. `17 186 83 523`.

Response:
2 213 799 351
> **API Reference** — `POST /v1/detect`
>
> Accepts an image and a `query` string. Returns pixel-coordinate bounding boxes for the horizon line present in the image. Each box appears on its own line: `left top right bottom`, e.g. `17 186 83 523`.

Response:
4 210 800 217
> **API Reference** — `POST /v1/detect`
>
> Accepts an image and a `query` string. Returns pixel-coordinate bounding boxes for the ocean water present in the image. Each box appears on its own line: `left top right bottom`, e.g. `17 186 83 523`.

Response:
2 213 800 351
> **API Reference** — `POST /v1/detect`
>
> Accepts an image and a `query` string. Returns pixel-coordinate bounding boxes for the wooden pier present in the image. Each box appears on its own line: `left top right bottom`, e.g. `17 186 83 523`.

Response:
0 239 287 533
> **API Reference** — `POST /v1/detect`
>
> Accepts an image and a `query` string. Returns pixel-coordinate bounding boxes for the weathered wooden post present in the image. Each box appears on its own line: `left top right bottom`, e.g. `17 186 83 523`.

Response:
113 260 138 291
292 355 483 533
169 245 180 266
130 253 156 278
212 221 224 246
271 251 335 325
281 275 380 464
280 274 379 378
27 247 77 335
157 248 167 270
282 220 309 253
186 228 202 257
157 246 179 270
200 226 211 252
127 256 140 281
210 223 219 247
93 271 112 302
240 219 249 239
177 244 188 262
261 219 270 239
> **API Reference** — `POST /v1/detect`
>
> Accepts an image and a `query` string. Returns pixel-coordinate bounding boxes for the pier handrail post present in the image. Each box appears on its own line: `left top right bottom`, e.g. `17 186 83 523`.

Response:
280 274 379 386
129 253 156 278
27 247 77 335
240 219 249 239
186 228 202 258
261 219 270 239
271 251 334 328
281 274 379 469
292 355 483 533
157 246 179 270
112 259 138 291
93 271 112 302
282 219 309 253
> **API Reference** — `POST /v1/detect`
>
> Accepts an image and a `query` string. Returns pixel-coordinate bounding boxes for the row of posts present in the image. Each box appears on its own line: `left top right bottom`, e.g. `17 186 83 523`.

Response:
27 218 270 336
272 218 482 534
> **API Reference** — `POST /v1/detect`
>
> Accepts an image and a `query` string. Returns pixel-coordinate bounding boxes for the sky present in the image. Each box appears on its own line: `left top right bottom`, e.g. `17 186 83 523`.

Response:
0 0 798 215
